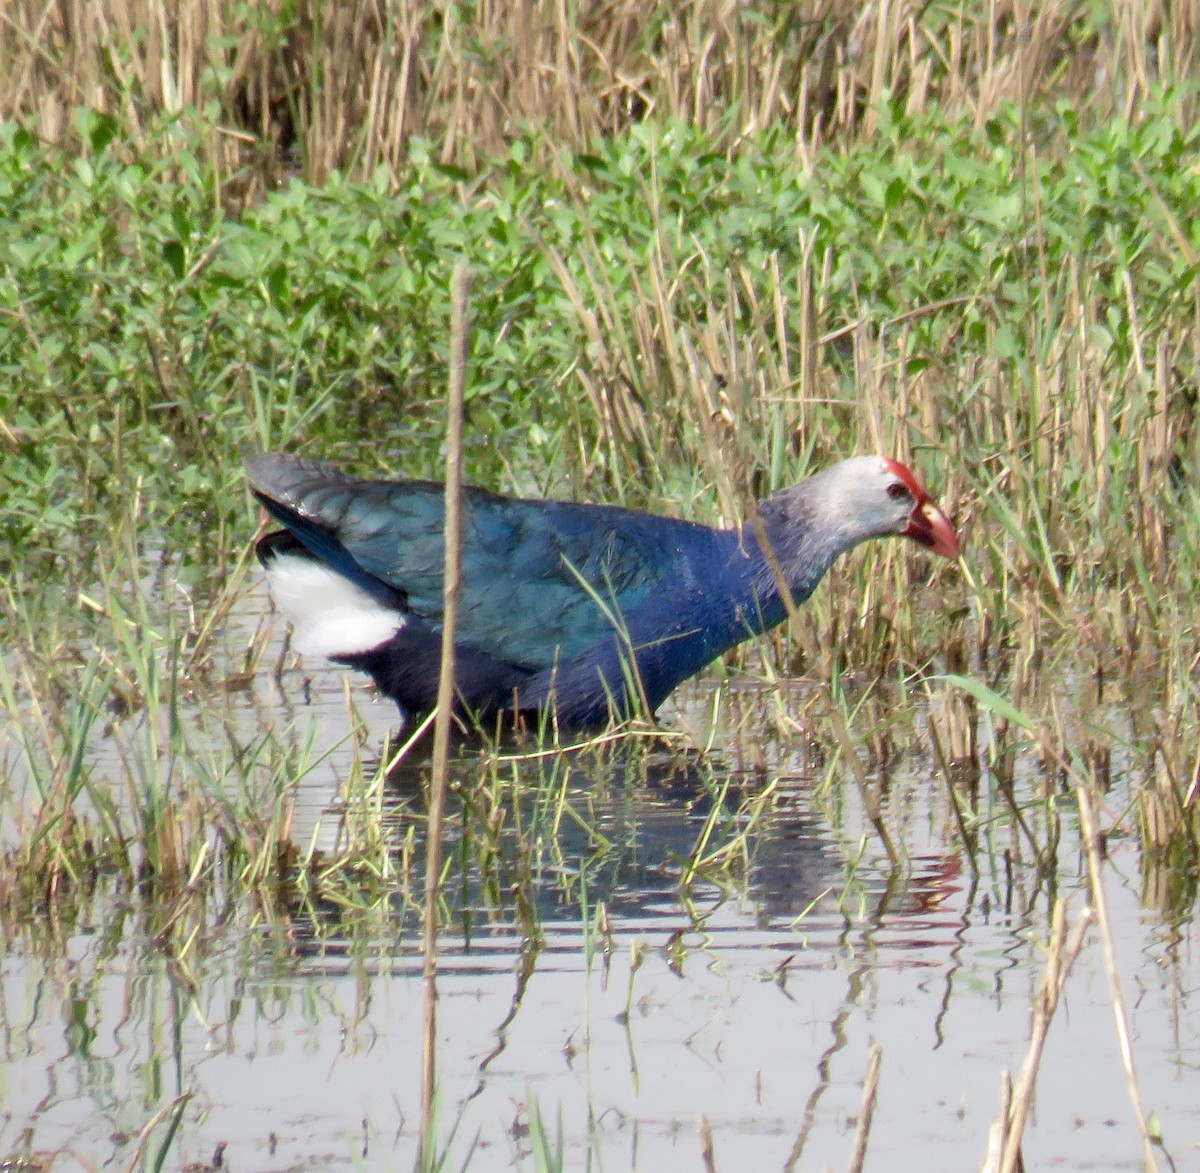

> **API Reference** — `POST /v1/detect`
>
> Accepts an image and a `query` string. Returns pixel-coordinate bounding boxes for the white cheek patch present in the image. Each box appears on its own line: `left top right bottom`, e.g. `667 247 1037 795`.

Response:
264 554 404 657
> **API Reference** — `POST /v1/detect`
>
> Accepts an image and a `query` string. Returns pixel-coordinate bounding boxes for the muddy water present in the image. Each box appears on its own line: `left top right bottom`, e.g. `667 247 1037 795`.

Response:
2 625 1199 1170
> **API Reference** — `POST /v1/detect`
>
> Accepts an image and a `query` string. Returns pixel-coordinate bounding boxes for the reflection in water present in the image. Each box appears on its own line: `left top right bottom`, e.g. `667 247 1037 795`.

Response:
3 636 1200 1172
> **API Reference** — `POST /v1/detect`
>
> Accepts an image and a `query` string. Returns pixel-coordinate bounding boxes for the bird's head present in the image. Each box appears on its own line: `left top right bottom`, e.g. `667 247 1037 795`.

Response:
763 455 960 565
877 456 960 559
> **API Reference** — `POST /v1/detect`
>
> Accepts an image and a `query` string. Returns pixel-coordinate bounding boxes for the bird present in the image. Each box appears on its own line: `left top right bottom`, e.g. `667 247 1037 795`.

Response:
246 453 959 729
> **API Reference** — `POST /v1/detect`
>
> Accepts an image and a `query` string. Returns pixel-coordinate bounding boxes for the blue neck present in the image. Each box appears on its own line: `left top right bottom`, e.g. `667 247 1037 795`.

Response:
524 512 847 724
618 522 840 712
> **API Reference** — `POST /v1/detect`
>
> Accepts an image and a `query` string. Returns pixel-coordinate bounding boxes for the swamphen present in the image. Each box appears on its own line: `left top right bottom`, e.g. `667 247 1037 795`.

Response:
247 453 959 727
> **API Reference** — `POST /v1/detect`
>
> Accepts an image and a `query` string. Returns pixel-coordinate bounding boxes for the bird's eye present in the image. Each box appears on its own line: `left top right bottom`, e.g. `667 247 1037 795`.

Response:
886 481 910 500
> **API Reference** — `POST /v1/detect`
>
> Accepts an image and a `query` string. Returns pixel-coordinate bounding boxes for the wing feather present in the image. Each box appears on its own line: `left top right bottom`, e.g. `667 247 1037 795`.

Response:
246 454 712 673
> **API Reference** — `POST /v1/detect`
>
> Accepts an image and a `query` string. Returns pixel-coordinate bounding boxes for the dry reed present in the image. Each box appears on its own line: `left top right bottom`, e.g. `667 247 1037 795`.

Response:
420 262 472 1156
5 0 1200 187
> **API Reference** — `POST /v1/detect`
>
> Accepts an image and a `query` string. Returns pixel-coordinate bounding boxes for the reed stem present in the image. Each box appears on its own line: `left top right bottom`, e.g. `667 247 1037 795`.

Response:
420 262 472 1154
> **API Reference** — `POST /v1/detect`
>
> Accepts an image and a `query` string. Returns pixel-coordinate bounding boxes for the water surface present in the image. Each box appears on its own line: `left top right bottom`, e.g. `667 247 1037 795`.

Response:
2 605 1198 1171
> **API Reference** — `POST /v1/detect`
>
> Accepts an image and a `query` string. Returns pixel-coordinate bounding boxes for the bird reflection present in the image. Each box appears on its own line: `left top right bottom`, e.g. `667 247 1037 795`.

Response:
379 733 848 928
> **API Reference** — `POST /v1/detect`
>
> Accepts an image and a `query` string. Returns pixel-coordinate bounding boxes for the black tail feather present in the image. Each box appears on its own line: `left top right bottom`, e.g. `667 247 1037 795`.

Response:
336 621 534 722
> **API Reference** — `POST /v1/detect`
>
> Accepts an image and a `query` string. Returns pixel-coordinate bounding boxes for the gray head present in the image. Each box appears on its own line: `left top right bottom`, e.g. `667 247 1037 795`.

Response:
756 455 959 594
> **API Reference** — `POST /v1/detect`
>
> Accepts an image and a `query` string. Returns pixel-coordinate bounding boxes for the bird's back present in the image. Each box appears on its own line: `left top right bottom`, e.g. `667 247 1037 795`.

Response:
246 454 728 677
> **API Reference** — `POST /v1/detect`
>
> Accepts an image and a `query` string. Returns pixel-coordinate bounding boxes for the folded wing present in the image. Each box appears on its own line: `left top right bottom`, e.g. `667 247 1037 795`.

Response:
245 454 707 675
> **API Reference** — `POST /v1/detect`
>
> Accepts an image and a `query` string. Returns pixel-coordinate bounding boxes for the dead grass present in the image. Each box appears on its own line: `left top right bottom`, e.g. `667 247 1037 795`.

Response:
5 0 1200 188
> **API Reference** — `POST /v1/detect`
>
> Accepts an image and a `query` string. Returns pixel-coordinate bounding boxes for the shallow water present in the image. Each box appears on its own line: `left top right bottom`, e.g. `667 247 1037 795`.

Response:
2 601 1199 1171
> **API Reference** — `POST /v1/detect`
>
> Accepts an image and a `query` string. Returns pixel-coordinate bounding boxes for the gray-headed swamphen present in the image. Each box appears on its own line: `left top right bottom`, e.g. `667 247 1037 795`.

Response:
247 453 959 727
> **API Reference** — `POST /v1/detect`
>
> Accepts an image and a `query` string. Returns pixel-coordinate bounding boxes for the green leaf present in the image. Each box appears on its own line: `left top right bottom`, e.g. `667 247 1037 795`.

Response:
932 675 1036 732
162 240 186 280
